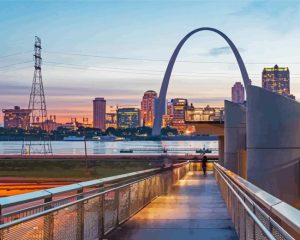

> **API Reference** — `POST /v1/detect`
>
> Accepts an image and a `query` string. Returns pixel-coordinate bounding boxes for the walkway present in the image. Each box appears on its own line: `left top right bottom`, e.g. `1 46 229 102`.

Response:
108 171 238 240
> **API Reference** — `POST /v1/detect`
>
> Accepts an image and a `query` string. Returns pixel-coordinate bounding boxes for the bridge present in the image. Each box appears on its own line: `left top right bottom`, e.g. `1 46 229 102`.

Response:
1 27 300 239
0 162 299 239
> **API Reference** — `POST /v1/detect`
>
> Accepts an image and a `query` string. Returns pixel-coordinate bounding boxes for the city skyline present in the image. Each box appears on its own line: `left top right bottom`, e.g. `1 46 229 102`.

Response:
1 1 300 123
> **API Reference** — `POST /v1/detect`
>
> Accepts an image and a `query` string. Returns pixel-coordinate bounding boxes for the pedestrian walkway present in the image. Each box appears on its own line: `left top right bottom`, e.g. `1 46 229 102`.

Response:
108 171 238 240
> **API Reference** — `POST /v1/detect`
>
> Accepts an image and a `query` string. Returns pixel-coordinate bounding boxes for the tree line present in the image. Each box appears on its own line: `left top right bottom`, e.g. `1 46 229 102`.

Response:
0 126 179 141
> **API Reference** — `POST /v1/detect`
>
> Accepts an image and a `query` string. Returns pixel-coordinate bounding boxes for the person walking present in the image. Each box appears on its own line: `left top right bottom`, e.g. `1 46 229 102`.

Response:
202 154 208 176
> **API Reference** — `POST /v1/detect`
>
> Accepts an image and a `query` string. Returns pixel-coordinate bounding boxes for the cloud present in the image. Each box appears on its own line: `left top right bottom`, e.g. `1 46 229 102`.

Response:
208 46 245 56
209 47 231 56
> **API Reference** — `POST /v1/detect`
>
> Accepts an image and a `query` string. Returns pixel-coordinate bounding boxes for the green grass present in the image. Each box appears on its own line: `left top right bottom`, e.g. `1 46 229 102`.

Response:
0 159 154 179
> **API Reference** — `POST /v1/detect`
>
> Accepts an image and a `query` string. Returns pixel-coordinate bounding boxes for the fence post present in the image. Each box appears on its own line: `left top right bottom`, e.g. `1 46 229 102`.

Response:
76 189 84 240
44 196 54 240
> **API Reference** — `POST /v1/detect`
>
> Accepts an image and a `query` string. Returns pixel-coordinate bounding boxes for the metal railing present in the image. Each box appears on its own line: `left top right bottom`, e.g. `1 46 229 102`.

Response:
0 162 189 239
1 161 299 240
214 163 300 240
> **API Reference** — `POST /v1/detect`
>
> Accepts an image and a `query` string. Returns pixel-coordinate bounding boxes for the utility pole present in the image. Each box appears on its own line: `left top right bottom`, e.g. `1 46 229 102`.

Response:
22 36 52 155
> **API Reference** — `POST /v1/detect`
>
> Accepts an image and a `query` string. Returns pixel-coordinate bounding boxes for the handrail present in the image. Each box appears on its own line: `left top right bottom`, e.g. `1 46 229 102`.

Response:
214 164 276 240
0 161 190 239
0 170 162 230
0 167 160 209
0 161 188 209
214 163 300 239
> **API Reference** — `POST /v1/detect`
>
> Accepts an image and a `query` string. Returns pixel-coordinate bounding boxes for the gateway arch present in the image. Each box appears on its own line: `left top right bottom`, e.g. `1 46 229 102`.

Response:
152 27 251 136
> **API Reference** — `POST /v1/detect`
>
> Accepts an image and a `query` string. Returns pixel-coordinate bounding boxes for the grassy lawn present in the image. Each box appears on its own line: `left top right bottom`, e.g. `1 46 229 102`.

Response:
0 159 155 179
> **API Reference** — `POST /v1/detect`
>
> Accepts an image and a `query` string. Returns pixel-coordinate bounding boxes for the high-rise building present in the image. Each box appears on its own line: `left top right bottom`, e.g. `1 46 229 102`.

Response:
93 98 106 130
2 106 31 129
231 82 245 103
170 98 188 133
106 113 117 129
117 108 140 128
262 65 295 99
140 90 157 127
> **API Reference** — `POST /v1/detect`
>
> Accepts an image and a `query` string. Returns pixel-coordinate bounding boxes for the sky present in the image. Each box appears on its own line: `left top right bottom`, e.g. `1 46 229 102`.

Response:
1 0 300 124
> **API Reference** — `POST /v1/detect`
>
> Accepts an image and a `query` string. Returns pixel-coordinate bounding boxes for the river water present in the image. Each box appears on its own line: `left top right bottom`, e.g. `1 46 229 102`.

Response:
0 140 218 155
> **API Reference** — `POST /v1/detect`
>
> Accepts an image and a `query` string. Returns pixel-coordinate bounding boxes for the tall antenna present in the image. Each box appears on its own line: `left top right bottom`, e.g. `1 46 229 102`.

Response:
22 36 52 155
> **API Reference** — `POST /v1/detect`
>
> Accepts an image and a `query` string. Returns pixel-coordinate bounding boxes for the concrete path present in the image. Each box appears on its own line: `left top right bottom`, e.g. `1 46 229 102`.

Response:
108 171 238 240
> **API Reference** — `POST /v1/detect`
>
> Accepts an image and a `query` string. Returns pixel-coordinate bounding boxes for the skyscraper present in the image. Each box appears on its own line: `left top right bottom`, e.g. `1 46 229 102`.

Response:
170 98 188 133
262 65 295 99
93 98 106 130
231 82 245 103
117 108 140 128
141 90 157 127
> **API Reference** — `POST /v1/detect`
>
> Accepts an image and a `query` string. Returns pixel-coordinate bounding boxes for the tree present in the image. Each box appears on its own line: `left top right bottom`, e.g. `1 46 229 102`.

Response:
161 126 178 136
105 127 117 136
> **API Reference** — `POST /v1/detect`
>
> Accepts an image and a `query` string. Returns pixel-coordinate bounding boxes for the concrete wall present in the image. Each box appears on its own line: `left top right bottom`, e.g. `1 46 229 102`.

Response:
224 100 247 176
218 136 225 166
247 85 300 207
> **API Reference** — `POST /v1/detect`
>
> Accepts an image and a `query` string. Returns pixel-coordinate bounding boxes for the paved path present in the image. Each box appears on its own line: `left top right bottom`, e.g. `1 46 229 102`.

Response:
108 171 238 240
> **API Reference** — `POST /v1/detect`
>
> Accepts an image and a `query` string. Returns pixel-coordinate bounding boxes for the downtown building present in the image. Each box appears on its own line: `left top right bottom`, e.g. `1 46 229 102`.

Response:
167 98 188 133
231 82 245 104
117 108 140 128
140 90 157 127
93 98 106 130
262 65 295 99
2 106 31 129
185 105 224 122
105 105 118 129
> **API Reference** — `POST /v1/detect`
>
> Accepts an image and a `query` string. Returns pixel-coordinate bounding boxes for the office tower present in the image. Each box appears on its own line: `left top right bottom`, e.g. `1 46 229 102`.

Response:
141 90 157 127
231 82 245 104
170 98 188 133
117 108 140 128
262 65 295 99
2 106 31 129
106 113 117 129
93 97 106 130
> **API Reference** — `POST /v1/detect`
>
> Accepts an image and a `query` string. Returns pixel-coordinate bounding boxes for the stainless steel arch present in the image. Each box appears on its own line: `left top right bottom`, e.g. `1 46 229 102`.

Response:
152 27 250 136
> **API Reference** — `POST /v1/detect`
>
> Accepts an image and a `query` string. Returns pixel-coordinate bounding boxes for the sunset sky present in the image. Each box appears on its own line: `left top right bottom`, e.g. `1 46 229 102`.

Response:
1 0 300 124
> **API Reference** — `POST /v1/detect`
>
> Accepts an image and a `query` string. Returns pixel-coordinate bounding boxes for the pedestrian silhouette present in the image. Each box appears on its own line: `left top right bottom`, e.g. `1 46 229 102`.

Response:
202 155 208 176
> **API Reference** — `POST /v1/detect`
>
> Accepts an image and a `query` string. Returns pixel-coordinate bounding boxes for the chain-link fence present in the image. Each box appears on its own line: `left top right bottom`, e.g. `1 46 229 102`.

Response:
0 163 189 240
214 163 295 240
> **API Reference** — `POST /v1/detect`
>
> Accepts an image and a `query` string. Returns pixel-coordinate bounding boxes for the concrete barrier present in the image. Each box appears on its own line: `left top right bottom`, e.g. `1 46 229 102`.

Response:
247 85 300 207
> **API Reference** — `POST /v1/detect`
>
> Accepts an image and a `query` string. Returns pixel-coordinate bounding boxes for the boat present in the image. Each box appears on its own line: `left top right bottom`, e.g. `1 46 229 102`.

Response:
100 135 125 142
63 136 85 141
120 149 133 153
196 148 212 154
91 136 101 141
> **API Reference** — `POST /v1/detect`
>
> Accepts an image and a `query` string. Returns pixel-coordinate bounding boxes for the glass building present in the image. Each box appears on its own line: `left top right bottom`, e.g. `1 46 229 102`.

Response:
262 65 295 99
117 108 140 128
169 98 188 133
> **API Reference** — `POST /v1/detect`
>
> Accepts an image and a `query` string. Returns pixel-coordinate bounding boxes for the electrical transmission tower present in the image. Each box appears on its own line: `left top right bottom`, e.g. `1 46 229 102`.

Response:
22 36 52 155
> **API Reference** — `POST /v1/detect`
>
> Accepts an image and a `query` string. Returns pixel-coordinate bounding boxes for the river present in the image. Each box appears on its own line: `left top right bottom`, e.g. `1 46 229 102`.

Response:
0 140 218 155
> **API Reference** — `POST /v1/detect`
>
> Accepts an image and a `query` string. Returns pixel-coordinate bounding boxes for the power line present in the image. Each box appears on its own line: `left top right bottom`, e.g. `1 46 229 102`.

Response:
43 61 300 76
0 51 32 59
0 60 32 69
43 61 300 79
44 50 300 65
0 65 32 73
